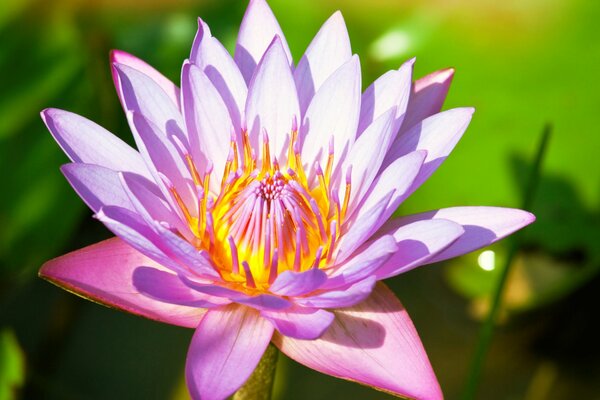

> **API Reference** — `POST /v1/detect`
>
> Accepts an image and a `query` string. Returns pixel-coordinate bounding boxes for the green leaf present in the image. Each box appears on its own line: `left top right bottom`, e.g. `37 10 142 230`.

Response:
0 329 25 400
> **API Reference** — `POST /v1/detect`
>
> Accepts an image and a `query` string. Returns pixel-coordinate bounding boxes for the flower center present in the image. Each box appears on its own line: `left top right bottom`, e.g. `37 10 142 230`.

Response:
173 129 351 292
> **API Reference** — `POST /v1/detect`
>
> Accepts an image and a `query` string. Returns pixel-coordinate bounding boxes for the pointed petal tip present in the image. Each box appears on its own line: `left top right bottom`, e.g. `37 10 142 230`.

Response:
450 106 475 117
109 49 127 63
512 209 536 227
40 107 65 122
38 259 53 279
330 9 344 19
196 16 208 29
525 211 536 224
404 56 417 68
40 107 52 118
429 67 455 82
325 10 347 29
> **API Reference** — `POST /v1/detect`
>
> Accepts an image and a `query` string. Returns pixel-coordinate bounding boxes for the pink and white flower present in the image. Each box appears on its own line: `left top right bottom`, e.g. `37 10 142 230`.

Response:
40 1 534 399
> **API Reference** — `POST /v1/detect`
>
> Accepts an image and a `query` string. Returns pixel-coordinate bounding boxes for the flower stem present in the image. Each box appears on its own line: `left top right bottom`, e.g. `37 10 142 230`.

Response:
461 124 551 400
233 344 279 400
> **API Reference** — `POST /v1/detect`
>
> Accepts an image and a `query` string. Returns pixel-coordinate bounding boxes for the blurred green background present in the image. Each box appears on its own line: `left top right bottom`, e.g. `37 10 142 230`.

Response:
1 0 599 399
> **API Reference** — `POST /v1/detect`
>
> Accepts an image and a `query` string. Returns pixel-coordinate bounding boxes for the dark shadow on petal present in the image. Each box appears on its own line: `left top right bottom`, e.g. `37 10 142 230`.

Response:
375 239 432 279
165 119 189 151
205 65 243 128
235 45 256 81
321 313 385 349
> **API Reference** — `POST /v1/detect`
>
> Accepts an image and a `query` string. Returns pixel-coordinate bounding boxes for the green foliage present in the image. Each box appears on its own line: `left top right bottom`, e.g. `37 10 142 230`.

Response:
0 329 25 400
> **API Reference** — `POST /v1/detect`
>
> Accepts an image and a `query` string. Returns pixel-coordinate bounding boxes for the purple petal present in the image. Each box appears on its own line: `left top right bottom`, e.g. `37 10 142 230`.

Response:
344 107 398 214
190 19 247 133
97 205 218 279
110 49 180 109
358 58 414 135
388 206 536 264
132 266 229 308
41 108 151 178
186 305 274 400
269 268 328 297
401 68 454 135
300 56 361 175
40 237 205 328
354 150 426 224
245 36 300 160
180 276 293 311
384 107 474 198
96 205 182 273
127 111 196 215
274 283 443 400
335 190 395 264
294 11 352 114
325 235 397 289
235 294 293 311
190 18 211 63
182 62 233 188
296 275 376 309
119 171 191 239
112 63 187 146
61 163 134 213
261 307 334 340
153 225 220 279
374 219 465 280
234 0 292 83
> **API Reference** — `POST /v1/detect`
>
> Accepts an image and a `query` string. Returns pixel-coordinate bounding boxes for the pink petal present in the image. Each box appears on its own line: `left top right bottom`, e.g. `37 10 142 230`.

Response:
185 304 274 400
41 108 151 178
384 107 474 198
274 282 443 400
261 307 334 340
245 36 300 160
182 62 234 188
190 19 247 133
234 0 292 83
61 163 134 213
294 11 352 114
388 206 536 264
375 219 465 280
401 68 454 135
269 268 328 297
296 275 376 309
301 56 361 175
39 237 204 328
358 58 414 135
132 266 229 307
110 49 180 109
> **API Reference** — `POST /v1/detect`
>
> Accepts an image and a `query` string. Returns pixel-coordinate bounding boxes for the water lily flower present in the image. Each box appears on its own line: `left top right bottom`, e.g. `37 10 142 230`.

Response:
39 1 535 399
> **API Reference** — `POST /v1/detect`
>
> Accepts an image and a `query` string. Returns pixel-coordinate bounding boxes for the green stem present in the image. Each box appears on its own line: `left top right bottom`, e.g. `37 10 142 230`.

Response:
233 344 279 400
461 124 551 400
